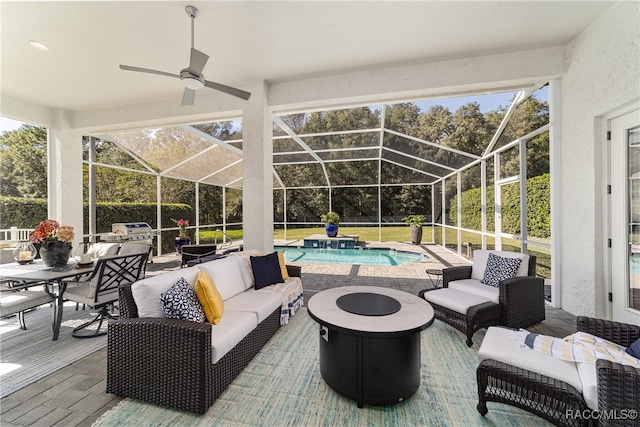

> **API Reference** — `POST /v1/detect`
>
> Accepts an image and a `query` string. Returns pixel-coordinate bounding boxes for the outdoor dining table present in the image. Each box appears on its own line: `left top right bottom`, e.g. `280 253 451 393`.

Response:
0 260 95 340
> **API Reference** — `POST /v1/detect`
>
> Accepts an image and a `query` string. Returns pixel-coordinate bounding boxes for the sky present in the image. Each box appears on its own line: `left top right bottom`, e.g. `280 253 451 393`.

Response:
414 86 548 114
0 86 548 133
0 117 25 132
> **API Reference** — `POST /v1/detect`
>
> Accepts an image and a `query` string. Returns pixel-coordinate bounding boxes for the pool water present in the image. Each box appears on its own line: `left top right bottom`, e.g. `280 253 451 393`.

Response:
275 247 428 266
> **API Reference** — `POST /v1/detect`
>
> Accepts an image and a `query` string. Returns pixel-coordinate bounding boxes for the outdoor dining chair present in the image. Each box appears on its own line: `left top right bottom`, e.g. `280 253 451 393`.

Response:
64 252 148 338
0 282 53 330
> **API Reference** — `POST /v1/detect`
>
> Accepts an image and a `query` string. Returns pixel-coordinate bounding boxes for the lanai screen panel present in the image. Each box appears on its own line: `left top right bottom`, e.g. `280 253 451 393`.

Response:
107 127 212 172
381 150 451 178
274 163 326 187
104 124 249 189
380 161 436 184
201 162 244 189
303 132 380 150
168 145 242 183
326 160 379 186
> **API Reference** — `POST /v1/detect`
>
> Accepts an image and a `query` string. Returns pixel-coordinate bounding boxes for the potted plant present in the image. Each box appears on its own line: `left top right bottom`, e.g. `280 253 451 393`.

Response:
402 215 425 245
321 211 340 238
29 219 75 266
172 218 191 253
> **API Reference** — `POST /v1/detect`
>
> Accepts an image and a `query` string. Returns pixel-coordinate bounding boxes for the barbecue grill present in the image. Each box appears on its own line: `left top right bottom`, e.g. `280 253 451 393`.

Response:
103 222 155 259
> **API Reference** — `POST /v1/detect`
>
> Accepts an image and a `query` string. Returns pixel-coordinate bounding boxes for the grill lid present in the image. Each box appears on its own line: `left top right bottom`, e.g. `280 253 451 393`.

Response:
112 222 152 235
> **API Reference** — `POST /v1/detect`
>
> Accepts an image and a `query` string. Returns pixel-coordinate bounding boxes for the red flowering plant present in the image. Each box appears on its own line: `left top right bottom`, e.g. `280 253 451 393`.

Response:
171 218 190 238
29 219 75 249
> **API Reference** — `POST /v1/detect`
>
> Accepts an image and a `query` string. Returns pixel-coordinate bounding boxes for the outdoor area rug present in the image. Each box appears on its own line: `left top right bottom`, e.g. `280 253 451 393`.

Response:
0 301 107 398
94 308 550 426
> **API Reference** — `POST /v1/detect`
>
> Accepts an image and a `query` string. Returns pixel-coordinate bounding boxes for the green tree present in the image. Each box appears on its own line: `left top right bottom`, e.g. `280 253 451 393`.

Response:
0 125 47 198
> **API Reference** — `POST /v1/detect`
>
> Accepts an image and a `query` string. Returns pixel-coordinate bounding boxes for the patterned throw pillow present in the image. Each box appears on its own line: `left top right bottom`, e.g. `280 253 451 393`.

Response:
480 253 523 288
159 277 206 322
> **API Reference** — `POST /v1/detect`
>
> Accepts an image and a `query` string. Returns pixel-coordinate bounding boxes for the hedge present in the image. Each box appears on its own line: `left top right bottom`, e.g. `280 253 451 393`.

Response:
0 197 194 253
449 173 550 239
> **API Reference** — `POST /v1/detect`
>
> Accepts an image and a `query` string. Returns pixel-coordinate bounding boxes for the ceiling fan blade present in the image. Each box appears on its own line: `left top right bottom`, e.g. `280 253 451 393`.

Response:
181 88 196 106
203 80 252 100
189 48 209 75
119 64 180 79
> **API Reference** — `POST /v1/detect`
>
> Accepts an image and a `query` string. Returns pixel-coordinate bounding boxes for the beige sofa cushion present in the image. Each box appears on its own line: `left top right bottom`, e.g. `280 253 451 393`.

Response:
131 267 200 317
210 310 257 364
227 250 260 289
198 256 248 301
224 289 282 323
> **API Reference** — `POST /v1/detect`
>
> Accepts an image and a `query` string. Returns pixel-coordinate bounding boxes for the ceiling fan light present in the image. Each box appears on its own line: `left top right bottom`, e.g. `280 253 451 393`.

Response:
29 40 49 51
182 76 204 90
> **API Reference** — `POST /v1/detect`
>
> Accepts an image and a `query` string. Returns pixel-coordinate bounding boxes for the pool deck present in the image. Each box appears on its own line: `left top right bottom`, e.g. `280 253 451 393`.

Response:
274 239 471 299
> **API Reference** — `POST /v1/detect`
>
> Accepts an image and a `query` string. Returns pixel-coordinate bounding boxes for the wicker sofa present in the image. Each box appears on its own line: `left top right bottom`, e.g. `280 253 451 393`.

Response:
106 251 303 414
442 250 545 329
477 317 640 427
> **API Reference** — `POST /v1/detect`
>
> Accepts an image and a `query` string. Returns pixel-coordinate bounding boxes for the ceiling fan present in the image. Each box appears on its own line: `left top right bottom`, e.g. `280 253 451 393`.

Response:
119 5 251 105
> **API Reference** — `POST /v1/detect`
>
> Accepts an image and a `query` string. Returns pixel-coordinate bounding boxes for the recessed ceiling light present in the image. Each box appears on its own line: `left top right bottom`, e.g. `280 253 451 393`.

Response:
29 40 49 51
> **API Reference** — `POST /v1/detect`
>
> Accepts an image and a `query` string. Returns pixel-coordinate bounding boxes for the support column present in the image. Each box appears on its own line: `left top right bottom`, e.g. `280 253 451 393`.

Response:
47 110 84 250
242 81 273 253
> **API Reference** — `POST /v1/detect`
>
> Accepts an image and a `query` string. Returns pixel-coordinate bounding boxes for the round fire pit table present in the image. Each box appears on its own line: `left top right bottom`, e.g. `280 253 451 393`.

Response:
307 286 434 408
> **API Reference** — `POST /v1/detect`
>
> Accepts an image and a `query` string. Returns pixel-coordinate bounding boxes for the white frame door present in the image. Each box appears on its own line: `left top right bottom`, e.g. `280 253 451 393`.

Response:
609 107 640 325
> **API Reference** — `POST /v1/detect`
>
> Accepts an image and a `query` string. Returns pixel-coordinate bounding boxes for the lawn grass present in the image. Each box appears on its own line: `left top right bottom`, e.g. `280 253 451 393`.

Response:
196 225 551 278
197 226 414 242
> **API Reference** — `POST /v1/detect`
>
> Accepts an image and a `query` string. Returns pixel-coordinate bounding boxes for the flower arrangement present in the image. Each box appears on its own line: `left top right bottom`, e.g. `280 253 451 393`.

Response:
172 218 190 238
29 219 75 249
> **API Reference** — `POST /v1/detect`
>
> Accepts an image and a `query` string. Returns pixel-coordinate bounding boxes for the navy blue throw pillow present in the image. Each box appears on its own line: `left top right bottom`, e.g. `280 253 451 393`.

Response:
250 252 284 290
626 337 640 360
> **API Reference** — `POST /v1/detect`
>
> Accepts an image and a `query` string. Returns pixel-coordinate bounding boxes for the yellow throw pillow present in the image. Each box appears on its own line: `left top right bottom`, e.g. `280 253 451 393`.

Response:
277 251 290 280
195 271 224 324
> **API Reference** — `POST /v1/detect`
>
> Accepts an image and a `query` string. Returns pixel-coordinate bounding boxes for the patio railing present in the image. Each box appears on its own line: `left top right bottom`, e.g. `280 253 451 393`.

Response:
0 227 31 243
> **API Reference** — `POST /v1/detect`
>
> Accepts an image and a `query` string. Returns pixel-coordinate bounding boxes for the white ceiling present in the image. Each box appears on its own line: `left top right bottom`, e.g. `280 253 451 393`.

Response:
1 1 616 114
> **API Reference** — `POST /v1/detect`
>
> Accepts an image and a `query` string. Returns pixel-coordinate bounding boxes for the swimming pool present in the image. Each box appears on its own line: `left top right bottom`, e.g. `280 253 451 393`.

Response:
275 246 428 266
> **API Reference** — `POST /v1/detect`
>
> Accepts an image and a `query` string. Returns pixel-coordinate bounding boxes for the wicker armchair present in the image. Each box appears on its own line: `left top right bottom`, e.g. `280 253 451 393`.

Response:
477 317 640 427
443 253 545 328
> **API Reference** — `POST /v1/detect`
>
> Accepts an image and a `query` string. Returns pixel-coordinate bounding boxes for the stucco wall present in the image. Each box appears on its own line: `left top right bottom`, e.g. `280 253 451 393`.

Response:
559 1 640 316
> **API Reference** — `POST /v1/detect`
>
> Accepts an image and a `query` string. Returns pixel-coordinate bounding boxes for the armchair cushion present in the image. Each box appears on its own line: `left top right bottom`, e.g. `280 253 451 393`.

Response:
159 277 206 323
65 283 118 306
626 337 640 359
423 288 491 315
576 362 598 410
448 279 499 303
478 326 583 392
471 250 529 281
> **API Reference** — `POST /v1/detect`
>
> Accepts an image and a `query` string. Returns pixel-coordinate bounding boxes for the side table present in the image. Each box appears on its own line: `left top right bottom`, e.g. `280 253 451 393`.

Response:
418 268 443 299
426 269 443 288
